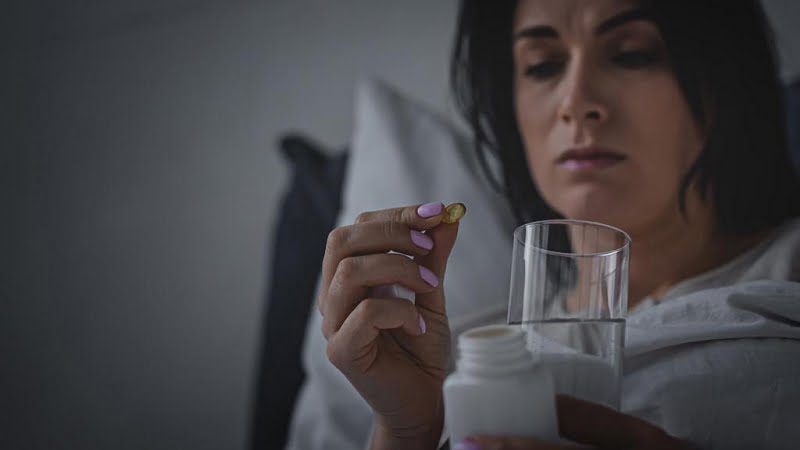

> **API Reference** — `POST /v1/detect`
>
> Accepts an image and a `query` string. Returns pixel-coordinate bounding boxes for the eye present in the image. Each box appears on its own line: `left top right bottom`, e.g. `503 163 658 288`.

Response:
613 50 661 68
523 60 564 80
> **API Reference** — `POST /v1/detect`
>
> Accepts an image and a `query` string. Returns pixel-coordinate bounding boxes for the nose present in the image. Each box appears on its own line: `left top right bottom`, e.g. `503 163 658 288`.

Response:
557 58 608 127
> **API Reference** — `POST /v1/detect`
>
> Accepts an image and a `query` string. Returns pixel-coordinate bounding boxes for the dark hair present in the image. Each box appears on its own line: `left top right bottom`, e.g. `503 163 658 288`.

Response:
451 0 800 233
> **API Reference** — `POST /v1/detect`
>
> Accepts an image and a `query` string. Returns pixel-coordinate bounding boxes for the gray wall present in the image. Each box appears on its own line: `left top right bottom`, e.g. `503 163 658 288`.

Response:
2 1 458 449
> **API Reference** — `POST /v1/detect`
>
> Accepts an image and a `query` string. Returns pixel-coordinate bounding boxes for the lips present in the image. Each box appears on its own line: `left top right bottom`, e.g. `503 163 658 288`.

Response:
557 146 627 171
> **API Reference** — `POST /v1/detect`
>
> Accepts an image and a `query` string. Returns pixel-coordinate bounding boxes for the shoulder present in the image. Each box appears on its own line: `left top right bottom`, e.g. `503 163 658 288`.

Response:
725 217 800 282
659 218 800 300
733 217 800 285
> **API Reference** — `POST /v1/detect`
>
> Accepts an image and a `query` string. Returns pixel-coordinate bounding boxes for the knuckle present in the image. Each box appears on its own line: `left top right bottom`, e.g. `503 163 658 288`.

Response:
380 220 401 241
353 298 382 324
320 320 333 340
380 221 393 240
355 211 374 224
352 297 373 318
326 227 348 253
325 340 343 366
316 293 325 315
337 257 360 281
401 206 418 223
328 274 346 298
393 208 409 224
396 254 415 272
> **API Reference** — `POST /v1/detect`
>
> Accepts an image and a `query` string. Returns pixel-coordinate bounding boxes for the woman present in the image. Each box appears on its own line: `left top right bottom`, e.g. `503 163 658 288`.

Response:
292 0 800 448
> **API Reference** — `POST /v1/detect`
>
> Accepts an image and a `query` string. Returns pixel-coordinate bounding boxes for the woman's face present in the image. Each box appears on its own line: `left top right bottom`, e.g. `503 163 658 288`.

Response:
513 0 705 235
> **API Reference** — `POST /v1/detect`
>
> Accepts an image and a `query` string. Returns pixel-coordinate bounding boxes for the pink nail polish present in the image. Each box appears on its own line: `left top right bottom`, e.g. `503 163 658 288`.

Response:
417 202 443 218
410 230 434 250
419 315 426 334
419 266 439 288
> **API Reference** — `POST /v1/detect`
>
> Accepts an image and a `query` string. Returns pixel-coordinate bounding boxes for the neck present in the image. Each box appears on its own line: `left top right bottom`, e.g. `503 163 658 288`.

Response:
626 206 766 309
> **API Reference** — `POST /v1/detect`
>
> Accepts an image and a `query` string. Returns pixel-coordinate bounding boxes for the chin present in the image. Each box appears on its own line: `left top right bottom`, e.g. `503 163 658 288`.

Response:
563 208 624 229
550 187 632 231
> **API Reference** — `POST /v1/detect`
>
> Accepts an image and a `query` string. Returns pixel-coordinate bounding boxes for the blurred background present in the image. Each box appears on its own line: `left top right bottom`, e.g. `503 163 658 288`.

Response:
1 1 797 450
2 1 459 449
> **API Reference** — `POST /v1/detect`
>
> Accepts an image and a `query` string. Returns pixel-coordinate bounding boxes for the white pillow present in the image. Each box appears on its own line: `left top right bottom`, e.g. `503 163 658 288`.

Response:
340 78 517 333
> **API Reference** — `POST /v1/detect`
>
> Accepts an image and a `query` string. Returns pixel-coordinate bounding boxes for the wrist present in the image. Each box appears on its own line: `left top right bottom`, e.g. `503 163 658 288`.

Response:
370 405 444 450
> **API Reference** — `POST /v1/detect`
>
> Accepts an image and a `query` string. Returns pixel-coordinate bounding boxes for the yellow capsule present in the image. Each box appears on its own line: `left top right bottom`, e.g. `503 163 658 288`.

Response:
442 202 467 224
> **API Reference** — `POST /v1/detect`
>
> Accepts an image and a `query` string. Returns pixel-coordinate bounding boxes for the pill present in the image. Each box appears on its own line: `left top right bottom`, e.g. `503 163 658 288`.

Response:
442 202 467 224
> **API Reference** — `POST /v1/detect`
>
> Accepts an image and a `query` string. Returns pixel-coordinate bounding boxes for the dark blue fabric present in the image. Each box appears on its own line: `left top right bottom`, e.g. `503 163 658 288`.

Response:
250 135 348 450
786 79 800 174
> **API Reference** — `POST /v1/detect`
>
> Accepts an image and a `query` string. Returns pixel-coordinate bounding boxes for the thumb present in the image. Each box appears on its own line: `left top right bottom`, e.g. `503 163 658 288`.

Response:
414 219 460 313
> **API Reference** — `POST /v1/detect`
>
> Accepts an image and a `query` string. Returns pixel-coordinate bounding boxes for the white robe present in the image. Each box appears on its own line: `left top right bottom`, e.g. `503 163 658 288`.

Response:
624 280 800 449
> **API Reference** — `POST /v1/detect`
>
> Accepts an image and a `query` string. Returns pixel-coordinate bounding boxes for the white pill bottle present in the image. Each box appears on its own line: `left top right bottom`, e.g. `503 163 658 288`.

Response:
443 324 560 445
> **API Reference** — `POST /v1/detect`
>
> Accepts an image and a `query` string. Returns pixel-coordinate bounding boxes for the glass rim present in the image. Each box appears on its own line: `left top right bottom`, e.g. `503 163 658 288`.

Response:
513 219 632 258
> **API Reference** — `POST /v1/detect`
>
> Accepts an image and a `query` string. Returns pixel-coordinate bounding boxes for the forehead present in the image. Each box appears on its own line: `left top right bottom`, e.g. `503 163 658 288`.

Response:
513 0 643 37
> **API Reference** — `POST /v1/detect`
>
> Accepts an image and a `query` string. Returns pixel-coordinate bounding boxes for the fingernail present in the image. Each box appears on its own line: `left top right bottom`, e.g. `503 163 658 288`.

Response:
419 266 439 288
417 202 443 218
419 315 426 334
410 230 434 250
454 439 481 450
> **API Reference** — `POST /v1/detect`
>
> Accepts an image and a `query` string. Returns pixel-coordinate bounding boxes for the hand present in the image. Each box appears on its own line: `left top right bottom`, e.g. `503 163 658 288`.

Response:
319 203 461 448
457 395 694 450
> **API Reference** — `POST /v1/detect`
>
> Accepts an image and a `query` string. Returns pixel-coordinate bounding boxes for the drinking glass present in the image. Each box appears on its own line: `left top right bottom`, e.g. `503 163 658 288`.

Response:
507 219 631 409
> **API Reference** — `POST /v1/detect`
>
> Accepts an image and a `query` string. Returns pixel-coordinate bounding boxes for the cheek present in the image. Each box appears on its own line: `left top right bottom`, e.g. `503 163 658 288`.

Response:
608 77 706 230
628 78 704 183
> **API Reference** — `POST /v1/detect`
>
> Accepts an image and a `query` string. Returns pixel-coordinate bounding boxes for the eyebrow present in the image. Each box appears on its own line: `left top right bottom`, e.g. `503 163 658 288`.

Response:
513 7 654 41
596 8 653 34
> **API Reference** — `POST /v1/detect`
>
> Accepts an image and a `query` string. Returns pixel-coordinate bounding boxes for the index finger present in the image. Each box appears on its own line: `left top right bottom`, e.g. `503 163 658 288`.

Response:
354 202 446 227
